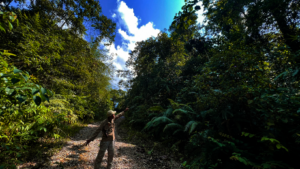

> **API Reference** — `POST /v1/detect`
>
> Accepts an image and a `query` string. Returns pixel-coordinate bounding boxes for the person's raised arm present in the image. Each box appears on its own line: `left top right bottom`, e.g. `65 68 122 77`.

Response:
114 108 129 120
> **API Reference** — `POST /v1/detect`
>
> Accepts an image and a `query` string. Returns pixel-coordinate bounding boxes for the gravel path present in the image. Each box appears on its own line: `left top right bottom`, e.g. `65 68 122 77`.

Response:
19 117 181 169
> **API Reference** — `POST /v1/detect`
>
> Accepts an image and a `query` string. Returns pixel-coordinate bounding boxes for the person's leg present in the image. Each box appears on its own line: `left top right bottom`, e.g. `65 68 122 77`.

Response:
106 141 115 169
94 141 109 169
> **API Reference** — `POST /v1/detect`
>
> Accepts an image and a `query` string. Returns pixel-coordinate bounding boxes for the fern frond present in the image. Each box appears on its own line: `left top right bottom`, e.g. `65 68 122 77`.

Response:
173 129 183 135
184 121 199 134
163 123 183 132
152 116 173 126
173 109 197 116
163 107 173 117
184 121 194 132
183 104 194 113
168 98 179 108
173 108 188 114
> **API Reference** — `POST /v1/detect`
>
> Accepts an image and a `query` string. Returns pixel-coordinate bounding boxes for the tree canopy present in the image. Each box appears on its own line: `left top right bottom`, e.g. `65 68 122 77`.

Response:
122 0 300 168
0 1 121 167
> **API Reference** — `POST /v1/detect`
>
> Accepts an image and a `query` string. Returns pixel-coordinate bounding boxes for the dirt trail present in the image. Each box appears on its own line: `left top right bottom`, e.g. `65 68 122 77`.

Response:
20 117 181 169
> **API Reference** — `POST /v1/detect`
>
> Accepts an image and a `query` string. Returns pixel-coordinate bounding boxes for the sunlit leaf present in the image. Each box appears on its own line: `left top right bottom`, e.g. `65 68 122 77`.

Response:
13 69 22 73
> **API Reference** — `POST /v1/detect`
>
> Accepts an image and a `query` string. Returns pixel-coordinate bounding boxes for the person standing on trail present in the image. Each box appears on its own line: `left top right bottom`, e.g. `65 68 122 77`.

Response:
85 108 129 169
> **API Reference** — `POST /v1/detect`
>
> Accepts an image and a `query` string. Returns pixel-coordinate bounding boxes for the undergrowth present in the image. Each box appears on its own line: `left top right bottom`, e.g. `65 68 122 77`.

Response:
22 122 88 165
119 119 184 163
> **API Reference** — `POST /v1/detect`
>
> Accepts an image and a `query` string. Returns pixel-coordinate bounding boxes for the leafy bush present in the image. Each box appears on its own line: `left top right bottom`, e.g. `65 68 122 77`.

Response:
0 52 63 167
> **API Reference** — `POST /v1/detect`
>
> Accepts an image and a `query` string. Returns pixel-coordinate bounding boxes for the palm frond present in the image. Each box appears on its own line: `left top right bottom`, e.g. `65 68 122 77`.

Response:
163 123 183 132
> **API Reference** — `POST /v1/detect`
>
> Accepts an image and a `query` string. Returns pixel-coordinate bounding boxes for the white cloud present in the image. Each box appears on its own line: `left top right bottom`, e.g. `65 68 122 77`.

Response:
118 1 139 34
106 42 130 64
104 0 160 89
116 1 160 52
195 2 206 25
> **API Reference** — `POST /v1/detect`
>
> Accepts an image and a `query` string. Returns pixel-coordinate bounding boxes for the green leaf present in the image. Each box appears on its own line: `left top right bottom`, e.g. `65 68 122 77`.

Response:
163 123 183 132
41 88 47 95
293 69 299 76
22 74 29 81
274 72 286 81
0 25 5 32
9 15 14 21
5 87 14 95
8 22 13 30
184 121 198 134
32 88 39 95
189 121 198 134
47 89 53 97
247 100 253 104
44 94 50 102
244 133 249 136
152 116 173 125
2 51 16 56
1 73 14 78
17 96 27 103
276 144 281 149
40 93 46 102
249 134 255 138
16 87 32 90
33 96 42 106
13 69 22 73
11 78 20 84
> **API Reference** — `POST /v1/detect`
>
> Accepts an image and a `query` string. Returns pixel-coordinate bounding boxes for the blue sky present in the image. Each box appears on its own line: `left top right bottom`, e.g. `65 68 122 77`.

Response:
91 0 205 89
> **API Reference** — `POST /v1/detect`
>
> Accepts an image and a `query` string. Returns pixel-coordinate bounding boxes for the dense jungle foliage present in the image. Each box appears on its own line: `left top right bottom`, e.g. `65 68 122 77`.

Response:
0 1 125 168
121 0 300 168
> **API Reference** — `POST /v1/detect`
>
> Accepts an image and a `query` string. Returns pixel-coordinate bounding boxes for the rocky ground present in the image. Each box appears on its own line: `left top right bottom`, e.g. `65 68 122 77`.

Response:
18 117 181 169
